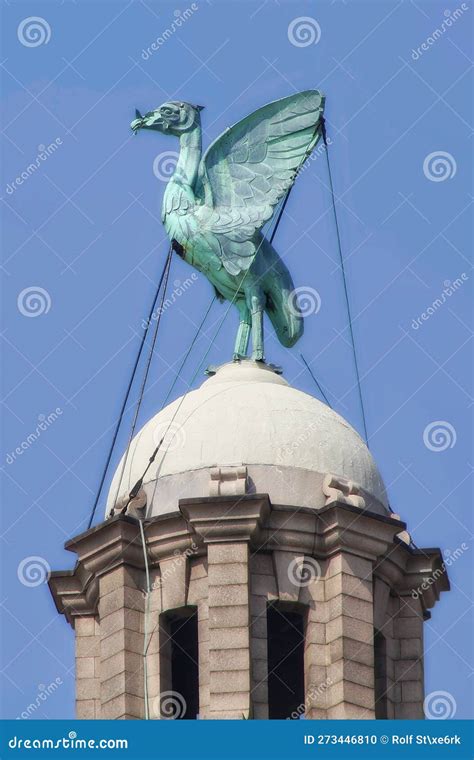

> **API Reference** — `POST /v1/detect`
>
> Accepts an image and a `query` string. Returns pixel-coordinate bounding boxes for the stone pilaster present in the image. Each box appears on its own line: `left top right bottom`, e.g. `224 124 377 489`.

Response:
180 494 270 719
207 542 252 718
249 553 276 720
75 616 101 718
98 566 145 719
393 594 425 718
325 553 376 718
301 560 328 719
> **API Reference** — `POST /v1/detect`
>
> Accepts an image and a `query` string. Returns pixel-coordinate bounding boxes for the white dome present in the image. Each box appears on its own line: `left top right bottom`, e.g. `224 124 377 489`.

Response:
107 361 389 517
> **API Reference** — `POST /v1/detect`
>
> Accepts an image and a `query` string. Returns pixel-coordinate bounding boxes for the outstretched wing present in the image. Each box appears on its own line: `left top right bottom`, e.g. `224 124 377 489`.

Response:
195 90 325 275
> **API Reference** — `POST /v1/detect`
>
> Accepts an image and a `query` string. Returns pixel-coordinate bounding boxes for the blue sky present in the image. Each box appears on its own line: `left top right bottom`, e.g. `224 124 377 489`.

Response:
1 0 472 720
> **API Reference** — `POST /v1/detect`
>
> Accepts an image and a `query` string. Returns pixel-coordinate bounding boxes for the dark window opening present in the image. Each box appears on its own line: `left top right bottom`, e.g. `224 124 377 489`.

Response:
374 629 388 719
159 606 199 719
267 602 305 719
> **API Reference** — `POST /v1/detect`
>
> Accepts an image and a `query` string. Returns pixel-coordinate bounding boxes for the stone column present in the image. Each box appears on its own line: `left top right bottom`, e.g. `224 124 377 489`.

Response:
208 542 252 718
393 594 425 718
325 553 376 718
180 493 270 719
75 616 101 718
249 552 277 719
98 566 145 719
301 560 328 719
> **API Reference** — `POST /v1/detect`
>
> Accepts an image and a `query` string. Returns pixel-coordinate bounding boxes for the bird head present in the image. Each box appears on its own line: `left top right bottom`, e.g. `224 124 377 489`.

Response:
131 101 204 136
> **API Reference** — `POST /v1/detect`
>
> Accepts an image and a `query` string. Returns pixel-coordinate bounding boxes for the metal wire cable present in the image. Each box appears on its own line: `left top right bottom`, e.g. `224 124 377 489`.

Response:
111 249 173 512
86 245 173 530
320 117 369 445
299 352 332 408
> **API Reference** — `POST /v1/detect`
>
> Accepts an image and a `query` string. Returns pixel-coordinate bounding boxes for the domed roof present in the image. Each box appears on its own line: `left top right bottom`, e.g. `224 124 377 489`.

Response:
106 361 389 517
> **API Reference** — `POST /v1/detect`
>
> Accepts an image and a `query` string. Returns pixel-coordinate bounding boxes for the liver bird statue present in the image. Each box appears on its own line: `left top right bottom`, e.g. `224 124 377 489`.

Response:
131 91 325 361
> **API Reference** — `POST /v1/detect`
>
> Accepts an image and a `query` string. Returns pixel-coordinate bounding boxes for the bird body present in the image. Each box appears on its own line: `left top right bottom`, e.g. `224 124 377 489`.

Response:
131 91 325 360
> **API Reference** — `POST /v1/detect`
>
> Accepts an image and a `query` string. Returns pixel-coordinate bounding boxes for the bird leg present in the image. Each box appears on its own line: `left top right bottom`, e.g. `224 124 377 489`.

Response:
250 294 265 362
233 302 251 361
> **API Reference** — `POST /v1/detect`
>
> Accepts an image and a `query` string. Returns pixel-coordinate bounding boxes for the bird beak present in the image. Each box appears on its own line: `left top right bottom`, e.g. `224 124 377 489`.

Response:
131 109 144 133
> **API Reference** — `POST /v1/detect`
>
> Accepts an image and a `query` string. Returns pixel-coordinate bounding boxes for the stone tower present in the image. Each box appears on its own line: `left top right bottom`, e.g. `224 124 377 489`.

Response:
49 361 448 720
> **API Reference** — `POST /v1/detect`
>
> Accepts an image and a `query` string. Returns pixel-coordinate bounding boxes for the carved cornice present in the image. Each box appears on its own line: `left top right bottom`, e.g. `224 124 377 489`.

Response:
48 496 448 627
179 494 271 544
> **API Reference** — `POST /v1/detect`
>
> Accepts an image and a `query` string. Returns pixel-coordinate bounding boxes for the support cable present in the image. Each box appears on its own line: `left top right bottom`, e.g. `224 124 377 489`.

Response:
111 250 172 510
320 117 369 445
299 352 332 409
86 245 173 530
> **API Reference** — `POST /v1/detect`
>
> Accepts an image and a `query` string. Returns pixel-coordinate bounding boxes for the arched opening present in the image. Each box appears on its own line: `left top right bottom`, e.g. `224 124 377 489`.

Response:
267 602 306 719
374 628 388 719
159 606 199 719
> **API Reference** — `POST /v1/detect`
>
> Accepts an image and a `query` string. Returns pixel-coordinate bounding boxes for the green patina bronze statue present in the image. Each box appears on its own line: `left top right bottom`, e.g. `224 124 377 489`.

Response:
131 91 325 361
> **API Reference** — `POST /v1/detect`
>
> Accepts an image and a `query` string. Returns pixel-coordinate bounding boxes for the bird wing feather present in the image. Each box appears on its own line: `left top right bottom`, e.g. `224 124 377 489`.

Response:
195 90 325 274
